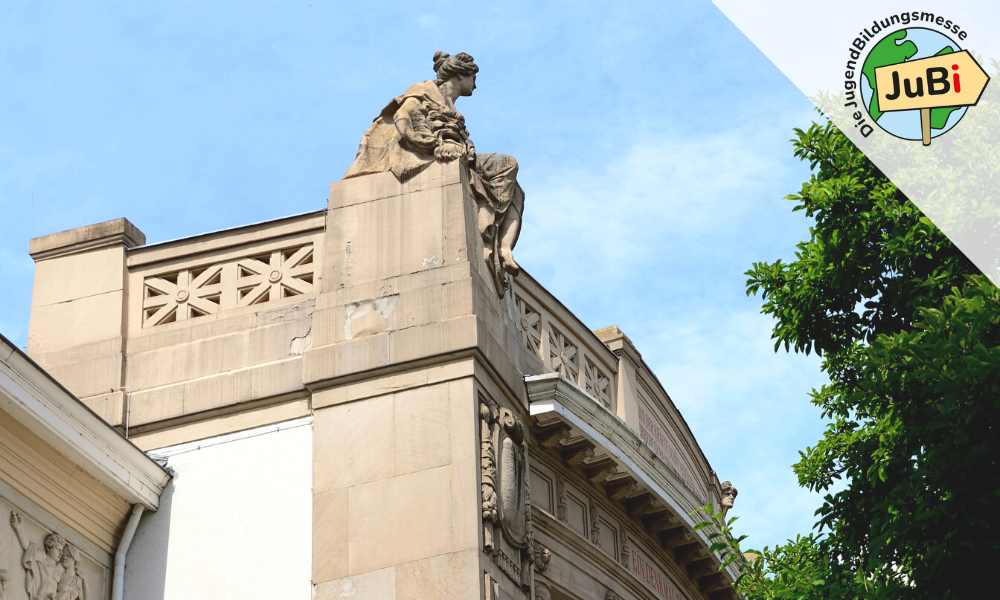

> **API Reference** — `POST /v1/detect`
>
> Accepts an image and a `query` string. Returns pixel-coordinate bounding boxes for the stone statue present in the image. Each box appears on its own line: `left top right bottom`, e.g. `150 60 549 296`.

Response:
10 511 66 600
55 545 87 600
721 481 738 510
345 51 525 296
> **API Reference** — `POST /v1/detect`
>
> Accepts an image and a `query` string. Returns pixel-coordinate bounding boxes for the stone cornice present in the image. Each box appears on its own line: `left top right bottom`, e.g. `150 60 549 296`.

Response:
0 334 169 509
29 217 145 261
526 373 739 586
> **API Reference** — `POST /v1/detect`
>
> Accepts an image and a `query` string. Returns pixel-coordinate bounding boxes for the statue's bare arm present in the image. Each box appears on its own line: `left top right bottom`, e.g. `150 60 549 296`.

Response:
10 511 29 551
393 98 436 151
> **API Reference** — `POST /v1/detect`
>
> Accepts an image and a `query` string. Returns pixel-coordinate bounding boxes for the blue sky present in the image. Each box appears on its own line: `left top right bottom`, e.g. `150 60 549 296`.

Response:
1 1 829 549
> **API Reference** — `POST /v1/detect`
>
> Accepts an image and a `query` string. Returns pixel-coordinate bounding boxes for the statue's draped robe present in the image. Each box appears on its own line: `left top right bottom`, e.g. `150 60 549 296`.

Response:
56 573 85 600
21 544 60 600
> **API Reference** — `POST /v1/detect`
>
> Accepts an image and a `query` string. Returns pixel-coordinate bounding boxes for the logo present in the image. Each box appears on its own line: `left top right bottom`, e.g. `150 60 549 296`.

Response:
844 13 989 145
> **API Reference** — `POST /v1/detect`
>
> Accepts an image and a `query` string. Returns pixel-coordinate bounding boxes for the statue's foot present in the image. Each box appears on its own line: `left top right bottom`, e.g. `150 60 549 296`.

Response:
501 249 520 276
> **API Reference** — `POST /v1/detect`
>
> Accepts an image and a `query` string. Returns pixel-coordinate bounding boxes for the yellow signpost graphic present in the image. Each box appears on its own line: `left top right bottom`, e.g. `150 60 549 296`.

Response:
875 50 990 145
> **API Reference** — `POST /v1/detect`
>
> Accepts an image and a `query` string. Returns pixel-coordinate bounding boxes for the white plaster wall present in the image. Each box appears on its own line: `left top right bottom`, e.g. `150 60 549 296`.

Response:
124 418 313 600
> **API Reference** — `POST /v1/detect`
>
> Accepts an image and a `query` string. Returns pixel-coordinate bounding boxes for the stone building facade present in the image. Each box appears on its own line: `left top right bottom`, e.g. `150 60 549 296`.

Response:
2 159 739 600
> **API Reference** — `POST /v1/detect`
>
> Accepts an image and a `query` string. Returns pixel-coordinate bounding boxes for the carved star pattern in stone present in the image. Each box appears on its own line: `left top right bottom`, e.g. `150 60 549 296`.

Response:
142 243 315 327
547 327 579 383
236 245 314 307
514 295 542 358
142 265 224 326
584 359 611 408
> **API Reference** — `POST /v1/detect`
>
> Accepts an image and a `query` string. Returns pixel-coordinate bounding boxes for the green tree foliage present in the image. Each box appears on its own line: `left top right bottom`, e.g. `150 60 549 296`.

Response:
723 67 1000 599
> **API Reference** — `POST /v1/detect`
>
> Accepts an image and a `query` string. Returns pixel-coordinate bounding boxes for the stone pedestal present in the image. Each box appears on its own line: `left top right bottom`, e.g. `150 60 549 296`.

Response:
304 161 534 600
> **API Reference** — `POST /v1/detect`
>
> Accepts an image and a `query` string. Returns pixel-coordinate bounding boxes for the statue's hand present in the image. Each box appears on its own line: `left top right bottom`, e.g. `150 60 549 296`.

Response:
436 141 465 162
407 130 437 151
10 511 21 531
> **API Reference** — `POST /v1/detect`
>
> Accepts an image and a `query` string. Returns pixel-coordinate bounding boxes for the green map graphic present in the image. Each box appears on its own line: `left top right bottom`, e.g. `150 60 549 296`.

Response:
862 30 961 129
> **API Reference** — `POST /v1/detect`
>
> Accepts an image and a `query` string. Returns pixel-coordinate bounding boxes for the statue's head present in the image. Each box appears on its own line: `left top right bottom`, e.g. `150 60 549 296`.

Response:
433 51 478 96
721 481 738 509
45 533 66 553
61 544 81 572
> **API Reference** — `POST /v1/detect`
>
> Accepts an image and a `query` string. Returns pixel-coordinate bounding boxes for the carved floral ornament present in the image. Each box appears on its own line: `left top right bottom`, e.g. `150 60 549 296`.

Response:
141 243 315 327
8 512 87 600
479 396 535 589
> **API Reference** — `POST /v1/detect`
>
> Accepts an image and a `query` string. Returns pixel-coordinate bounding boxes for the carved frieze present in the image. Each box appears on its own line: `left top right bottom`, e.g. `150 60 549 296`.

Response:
8 511 88 600
142 243 315 327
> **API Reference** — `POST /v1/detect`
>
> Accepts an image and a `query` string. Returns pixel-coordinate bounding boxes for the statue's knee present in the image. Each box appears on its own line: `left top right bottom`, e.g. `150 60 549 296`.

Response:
501 154 518 175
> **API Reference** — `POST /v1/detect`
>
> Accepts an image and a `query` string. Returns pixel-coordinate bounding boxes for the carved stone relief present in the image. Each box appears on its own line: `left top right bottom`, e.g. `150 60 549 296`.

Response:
588 498 600 546
7 512 88 600
480 396 534 591
583 359 611 408
547 327 579 382
142 243 315 327
619 521 631 570
555 473 568 522
0 570 10 600
514 296 542 357
531 541 551 573
498 409 527 544
481 400 500 552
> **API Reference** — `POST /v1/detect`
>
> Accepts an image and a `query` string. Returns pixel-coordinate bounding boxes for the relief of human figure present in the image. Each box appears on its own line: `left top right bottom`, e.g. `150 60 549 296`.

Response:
344 51 525 296
10 511 66 600
55 545 86 600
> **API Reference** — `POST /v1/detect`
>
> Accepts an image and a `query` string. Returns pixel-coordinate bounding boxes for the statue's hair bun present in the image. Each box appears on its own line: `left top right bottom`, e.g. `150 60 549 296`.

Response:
433 51 450 72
